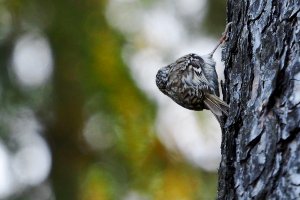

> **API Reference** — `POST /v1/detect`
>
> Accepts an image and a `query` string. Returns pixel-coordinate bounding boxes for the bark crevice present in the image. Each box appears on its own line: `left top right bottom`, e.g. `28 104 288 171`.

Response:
218 1 300 199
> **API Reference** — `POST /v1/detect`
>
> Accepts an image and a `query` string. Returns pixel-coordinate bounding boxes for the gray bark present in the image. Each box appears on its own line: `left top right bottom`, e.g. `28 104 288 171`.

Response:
218 1 300 199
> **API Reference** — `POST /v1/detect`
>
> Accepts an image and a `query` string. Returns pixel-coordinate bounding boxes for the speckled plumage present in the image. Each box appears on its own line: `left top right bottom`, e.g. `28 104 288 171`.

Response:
156 23 232 118
156 53 229 116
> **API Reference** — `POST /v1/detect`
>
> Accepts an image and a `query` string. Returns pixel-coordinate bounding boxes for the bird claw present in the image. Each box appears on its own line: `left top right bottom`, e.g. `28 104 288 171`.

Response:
220 22 233 43
208 22 233 57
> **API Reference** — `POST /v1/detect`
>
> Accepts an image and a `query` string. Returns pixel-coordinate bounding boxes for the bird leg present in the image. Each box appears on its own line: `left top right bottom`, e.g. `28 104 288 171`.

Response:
208 22 233 57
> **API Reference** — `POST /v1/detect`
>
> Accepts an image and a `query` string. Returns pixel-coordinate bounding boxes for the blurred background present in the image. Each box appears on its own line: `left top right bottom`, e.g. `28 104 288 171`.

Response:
0 0 226 199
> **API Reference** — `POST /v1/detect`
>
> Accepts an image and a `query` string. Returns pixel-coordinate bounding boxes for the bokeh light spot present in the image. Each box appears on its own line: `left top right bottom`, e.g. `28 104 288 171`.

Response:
0 143 14 199
12 33 53 87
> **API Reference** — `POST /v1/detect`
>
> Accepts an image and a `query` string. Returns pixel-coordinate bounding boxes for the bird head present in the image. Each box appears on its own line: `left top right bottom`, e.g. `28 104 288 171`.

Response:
156 65 171 94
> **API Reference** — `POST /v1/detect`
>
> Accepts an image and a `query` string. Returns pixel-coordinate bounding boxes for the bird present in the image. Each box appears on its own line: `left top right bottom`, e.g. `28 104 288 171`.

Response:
156 23 231 120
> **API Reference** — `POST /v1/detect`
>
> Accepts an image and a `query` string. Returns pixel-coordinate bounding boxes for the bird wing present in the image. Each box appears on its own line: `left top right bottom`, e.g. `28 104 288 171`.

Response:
179 63 211 92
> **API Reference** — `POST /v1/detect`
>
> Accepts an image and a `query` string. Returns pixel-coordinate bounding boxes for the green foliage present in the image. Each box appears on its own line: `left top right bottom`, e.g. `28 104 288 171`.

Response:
203 0 227 36
0 0 222 199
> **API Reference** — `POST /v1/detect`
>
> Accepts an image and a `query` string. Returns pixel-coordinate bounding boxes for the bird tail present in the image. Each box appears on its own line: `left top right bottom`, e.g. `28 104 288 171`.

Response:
203 93 229 116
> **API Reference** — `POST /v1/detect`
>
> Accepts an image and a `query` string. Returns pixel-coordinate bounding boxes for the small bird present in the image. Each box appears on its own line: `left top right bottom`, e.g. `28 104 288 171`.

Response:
156 23 231 120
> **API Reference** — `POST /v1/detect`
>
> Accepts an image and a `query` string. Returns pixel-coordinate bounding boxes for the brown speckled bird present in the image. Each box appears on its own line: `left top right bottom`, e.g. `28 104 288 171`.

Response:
156 23 231 118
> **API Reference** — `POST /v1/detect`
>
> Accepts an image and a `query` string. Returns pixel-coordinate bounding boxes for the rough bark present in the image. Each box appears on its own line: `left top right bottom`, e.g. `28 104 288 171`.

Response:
218 0 300 199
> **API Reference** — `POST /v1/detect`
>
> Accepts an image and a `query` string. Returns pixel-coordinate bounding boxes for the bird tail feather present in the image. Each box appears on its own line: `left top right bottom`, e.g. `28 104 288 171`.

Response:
203 93 229 116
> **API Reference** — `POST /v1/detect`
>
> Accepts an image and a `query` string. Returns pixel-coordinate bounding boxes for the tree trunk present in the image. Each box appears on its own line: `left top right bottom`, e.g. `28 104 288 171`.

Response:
218 1 300 199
